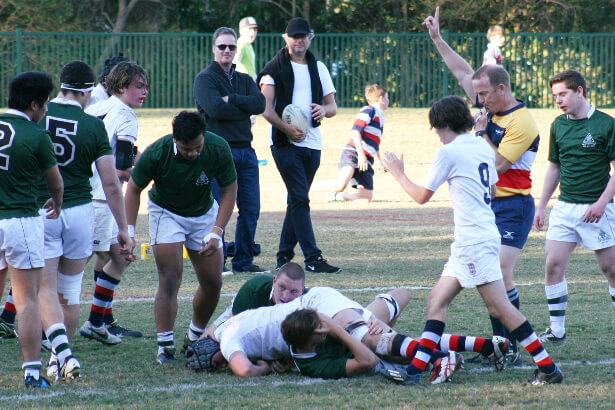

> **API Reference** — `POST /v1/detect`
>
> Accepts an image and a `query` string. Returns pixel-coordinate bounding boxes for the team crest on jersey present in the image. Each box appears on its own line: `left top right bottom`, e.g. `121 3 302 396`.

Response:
468 263 477 276
582 133 596 148
598 229 611 243
195 171 209 186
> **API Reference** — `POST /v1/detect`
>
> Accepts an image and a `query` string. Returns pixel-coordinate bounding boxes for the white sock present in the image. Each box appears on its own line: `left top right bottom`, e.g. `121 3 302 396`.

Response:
545 280 568 337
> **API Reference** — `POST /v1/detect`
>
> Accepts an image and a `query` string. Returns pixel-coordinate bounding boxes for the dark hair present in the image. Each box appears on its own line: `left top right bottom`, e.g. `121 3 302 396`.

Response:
213 27 237 43
276 262 305 281
281 309 320 350
428 95 474 133
172 111 207 142
549 69 587 97
8 71 54 111
60 60 95 93
105 61 148 96
472 64 510 90
100 53 130 84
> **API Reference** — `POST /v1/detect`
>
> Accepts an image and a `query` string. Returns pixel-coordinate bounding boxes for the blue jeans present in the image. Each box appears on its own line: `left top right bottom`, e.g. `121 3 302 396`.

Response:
271 144 321 262
212 147 260 270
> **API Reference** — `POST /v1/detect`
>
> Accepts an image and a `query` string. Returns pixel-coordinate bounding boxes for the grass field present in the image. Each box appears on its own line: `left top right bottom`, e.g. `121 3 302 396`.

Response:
1 107 615 408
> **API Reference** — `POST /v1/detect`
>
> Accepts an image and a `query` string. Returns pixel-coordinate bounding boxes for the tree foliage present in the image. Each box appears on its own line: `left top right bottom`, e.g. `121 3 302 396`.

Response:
1 0 614 33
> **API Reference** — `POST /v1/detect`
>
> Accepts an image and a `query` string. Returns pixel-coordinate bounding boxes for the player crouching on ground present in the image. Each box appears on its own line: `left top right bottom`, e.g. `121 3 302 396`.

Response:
328 84 388 202
383 95 563 385
124 111 237 364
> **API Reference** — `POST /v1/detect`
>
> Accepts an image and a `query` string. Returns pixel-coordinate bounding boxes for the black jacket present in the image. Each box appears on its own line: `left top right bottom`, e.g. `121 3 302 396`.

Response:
194 61 265 148
257 47 323 147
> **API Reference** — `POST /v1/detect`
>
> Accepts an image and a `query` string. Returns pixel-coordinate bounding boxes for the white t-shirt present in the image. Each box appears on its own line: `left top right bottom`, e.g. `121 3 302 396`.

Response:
422 133 500 246
85 95 138 200
88 83 109 107
260 60 336 150
214 287 362 362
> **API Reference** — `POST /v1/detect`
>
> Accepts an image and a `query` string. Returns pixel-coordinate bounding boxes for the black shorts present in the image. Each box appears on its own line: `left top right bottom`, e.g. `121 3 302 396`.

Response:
339 147 374 190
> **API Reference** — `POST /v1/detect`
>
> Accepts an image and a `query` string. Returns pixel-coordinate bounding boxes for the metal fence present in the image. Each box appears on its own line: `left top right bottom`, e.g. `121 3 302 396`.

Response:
1 30 614 108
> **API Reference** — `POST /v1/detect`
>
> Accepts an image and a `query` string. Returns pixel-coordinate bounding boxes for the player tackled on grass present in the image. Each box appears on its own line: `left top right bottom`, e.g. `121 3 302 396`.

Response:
81 61 148 343
0 71 63 387
187 271 509 382
124 111 237 364
37 61 135 380
534 70 615 343
424 7 540 364
383 95 563 386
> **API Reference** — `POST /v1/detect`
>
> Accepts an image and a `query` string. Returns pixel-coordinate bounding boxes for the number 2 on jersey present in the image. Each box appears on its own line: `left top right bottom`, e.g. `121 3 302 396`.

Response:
478 162 492 205
0 121 16 171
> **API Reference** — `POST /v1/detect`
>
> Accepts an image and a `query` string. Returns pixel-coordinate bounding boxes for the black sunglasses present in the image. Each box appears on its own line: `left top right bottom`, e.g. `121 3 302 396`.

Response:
215 44 237 51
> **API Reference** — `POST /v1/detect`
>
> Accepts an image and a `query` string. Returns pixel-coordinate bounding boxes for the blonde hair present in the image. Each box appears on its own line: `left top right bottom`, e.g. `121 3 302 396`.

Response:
487 25 504 41
365 84 387 105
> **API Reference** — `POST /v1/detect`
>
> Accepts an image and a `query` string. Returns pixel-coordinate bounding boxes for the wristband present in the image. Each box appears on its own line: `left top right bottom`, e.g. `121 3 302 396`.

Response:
476 130 487 136
212 225 224 235
203 232 223 248
128 225 136 237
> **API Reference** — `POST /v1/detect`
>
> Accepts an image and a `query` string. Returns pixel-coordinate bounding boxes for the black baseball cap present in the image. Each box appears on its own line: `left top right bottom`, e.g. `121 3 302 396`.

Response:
285 17 311 37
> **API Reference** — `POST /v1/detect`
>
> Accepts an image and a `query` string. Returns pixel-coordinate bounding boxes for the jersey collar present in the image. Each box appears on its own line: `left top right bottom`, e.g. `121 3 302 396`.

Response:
567 104 595 120
289 345 316 359
5 109 31 121
51 97 82 108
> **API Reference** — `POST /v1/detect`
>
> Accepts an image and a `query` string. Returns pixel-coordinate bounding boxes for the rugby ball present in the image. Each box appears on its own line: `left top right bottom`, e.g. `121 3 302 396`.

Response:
281 104 308 141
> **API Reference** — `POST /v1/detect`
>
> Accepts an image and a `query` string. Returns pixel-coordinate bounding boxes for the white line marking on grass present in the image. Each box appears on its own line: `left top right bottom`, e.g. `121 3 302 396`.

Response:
92 279 608 305
4 358 615 402
1 378 329 402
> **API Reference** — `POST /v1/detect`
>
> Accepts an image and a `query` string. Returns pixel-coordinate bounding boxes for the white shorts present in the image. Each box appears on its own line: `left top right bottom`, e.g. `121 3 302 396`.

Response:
92 200 119 252
0 215 45 270
43 203 94 259
546 200 615 250
441 240 502 288
148 200 219 250
301 287 364 318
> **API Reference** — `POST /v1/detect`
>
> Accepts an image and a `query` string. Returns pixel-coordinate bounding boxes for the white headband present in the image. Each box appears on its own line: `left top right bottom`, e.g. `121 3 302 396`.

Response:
61 82 95 92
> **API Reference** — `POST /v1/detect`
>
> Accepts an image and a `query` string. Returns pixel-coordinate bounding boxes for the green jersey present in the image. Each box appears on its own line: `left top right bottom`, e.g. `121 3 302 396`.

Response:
0 111 57 219
235 37 256 79
232 274 275 315
549 108 615 203
131 132 237 217
291 335 351 379
37 99 112 208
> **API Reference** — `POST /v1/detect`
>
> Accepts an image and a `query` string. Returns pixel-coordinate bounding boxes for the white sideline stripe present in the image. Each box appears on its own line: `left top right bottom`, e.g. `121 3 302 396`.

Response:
4 358 615 402
2 378 329 402
84 279 608 305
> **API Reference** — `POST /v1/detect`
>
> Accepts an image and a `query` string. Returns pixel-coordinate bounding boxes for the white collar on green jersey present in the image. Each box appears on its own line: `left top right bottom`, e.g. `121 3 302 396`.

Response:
51 97 82 108
5 109 31 121
289 345 316 359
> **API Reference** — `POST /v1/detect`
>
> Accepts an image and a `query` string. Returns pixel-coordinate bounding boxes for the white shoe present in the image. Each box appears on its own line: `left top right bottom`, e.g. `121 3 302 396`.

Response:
430 351 463 384
80 321 122 345
46 357 58 380
59 355 81 380
488 336 510 371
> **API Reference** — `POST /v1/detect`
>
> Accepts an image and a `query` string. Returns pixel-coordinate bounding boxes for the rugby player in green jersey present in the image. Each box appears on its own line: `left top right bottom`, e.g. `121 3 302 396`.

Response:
0 71 63 387
125 111 237 364
37 61 134 379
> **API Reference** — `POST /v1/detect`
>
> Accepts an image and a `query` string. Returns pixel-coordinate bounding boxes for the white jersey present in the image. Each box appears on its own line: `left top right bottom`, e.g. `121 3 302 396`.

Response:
422 133 500 245
87 83 109 107
214 287 363 361
85 95 138 200
260 61 336 150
